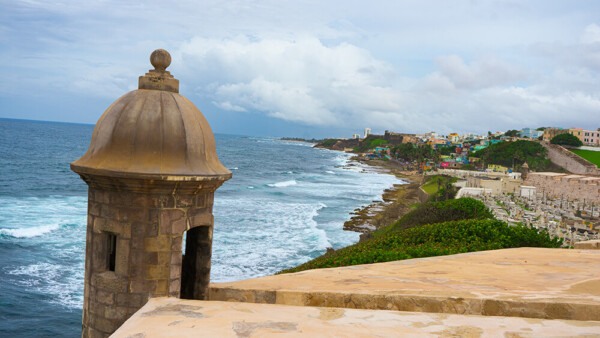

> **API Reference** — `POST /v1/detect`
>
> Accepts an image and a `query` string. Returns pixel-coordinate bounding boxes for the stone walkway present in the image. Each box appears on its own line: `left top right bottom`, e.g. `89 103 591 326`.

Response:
113 298 600 337
114 248 600 336
209 248 600 321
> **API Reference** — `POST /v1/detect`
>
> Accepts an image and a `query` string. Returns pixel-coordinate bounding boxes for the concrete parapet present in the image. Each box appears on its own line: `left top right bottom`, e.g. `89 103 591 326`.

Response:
574 240 600 249
113 298 600 337
209 248 600 321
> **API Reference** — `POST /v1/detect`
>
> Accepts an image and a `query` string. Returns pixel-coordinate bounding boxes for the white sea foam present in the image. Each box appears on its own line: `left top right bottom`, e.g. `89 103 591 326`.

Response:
326 170 335 174
8 262 83 309
0 223 61 238
247 186 254 189
267 180 297 187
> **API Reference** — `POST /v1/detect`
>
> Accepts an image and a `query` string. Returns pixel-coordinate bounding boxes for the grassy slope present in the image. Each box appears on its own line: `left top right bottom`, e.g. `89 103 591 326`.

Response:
280 219 562 273
421 175 458 194
280 198 562 274
570 149 600 168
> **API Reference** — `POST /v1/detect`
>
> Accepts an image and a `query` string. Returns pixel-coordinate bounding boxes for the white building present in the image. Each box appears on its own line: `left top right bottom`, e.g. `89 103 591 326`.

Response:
352 133 360 139
364 128 371 138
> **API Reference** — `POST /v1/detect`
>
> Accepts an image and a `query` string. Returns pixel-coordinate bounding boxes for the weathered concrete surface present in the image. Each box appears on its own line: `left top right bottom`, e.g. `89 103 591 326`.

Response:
575 240 600 249
113 298 600 337
209 248 600 321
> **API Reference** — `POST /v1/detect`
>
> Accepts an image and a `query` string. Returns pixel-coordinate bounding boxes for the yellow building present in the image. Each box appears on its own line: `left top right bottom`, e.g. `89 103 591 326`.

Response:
542 128 568 142
488 164 509 172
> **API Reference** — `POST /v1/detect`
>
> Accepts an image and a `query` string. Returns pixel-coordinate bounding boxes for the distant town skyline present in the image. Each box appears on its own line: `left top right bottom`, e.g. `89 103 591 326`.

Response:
1 1 599 138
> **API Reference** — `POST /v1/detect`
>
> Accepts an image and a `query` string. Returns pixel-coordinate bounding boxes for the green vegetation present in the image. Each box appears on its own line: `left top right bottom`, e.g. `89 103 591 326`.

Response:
353 138 388 152
281 219 562 273
319 139 338 147
421 175 456 194
471 140 551 171
421 175 459 201
551 133 583 147
377 198 493 236
370 138 388 147
504 129 519 137
390 143 438 163
570 149 600 168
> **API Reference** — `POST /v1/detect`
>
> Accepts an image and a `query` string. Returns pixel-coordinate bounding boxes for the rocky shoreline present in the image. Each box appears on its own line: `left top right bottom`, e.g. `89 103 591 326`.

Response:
340 157 426 239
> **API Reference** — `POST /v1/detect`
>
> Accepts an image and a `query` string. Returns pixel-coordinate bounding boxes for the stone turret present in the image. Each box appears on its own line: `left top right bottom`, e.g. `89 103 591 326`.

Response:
71 49 231 337
520 162 529 181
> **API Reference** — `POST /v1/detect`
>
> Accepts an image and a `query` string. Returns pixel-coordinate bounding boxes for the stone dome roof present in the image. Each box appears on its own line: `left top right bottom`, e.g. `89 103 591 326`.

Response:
71 50 232 181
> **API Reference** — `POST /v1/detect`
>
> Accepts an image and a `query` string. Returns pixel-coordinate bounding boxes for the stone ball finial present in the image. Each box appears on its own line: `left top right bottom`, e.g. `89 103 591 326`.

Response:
150 49 171 71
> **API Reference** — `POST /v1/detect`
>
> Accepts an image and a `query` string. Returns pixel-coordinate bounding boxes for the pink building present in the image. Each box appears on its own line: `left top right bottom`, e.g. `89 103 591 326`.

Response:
569 128 600 146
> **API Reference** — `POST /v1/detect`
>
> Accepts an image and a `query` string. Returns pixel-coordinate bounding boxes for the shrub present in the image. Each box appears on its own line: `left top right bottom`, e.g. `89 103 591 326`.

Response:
280 219 562 273
319 139 338 147
380 197 493 235
551 133 583 147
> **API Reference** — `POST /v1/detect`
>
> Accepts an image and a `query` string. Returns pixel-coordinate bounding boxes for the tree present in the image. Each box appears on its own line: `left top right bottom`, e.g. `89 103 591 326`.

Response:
550 133 583 147
505 130 519 137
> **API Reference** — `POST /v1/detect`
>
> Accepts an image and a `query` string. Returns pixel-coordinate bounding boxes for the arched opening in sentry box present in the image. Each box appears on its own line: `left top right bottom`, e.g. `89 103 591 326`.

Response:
180 226 213 300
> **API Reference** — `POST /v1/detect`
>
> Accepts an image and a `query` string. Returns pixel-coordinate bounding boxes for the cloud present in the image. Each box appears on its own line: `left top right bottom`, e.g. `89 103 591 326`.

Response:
580 24 600 44
179 36 400 126
175 31 600 135
432 55 529 90
2 1 600 135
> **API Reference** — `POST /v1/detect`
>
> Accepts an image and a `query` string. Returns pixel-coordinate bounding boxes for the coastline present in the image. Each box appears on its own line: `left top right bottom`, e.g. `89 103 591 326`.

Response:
341 156 426 238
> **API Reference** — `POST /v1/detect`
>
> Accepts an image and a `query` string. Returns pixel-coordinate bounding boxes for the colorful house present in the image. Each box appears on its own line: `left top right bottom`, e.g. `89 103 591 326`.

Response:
488 164 509 172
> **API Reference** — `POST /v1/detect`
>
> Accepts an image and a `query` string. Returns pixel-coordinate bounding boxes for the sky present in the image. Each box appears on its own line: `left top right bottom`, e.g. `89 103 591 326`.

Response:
1 0 599 138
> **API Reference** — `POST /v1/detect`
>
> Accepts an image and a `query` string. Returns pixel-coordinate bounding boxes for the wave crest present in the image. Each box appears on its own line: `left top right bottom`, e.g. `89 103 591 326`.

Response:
267 180 297 188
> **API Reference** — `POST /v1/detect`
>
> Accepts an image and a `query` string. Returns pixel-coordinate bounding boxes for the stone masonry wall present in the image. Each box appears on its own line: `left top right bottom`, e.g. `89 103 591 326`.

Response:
540 142 600 175
525 173 600 203
82 186 214 337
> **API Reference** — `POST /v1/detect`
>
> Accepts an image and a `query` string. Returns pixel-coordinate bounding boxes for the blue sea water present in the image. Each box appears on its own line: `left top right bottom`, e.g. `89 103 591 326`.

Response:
0 118 401 337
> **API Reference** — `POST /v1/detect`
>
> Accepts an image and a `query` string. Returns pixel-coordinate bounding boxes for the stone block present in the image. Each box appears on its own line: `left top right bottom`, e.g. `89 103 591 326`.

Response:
189 213 213 227
117 293 143 308
118 207 148 223
92 315 120 334
115 238 130 276
91 235 107 270
94 190 111 204
100 205 117 220
195 194 206 208
169 278 181 293
92 218 107 233
104 306 129 320
574 240 600 249
158 252 170 265
158 195 175 208
131 221 158 238
109 193 133 207
147 265 169 280
131 251 158 266
171 218 187 234
130 280 156 293
87 326 107 338
156 279 168 295
89 302 106 316
93 272 128 293
96 289 115 305
144 236 171 252
171 236 183 252
170 264 182 279
176 195 195 208
171 251 182 265
95 219 131 239
89 202 101 217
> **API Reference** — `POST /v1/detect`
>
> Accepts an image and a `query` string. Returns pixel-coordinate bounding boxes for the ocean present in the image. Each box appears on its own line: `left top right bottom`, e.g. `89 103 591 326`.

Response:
0 118 400 337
